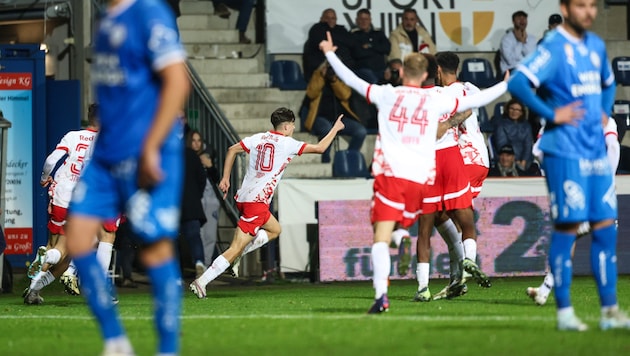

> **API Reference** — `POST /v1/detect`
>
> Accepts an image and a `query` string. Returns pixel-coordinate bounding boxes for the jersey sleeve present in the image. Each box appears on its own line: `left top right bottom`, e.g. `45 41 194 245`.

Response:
515 44 558 88
141 2 187 72
240 135 255 154
287 137 307 156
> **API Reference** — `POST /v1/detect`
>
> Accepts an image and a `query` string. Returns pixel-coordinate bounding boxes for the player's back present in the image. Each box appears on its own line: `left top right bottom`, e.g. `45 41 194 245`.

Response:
54 129 98 184
520 28 611 159
91 0 186 164
368 84 457 184
236 131 306 205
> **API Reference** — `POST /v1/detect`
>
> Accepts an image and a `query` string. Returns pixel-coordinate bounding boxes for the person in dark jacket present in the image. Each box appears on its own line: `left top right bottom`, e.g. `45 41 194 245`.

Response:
351 8 390 84
492 98 534 170
180 131 208 277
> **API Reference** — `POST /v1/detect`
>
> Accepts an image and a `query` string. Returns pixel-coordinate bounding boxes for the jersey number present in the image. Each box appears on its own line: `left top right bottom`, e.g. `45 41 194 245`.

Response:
389 95 430 134
70 143 90 175
255 143 275 172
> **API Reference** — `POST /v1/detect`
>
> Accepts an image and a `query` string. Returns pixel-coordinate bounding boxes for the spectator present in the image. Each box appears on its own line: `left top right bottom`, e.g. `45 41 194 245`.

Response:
303 8 356 82
379 58 403 86
539 13 563 43
489 145 534 177
181 130 208 278
212 0 255 44
350 8 390 84
498 10 537 76
299 61 367 163
388 8 436 62
189 130 221 266
492 98 534 170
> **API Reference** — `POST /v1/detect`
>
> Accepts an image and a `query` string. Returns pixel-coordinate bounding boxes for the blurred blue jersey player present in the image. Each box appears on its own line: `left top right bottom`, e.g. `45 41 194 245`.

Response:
508 0 629 332
65 0 190 355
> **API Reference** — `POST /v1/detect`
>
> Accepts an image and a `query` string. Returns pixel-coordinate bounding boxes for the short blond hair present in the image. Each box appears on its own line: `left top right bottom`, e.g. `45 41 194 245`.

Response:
403 53 428 80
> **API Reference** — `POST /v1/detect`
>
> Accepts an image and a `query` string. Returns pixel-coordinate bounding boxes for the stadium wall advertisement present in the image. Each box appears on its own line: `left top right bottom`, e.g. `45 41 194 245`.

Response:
266 0 559 53
277 177 630 276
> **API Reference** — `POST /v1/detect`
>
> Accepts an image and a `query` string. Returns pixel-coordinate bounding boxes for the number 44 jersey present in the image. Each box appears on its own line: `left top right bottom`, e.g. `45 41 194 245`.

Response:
236 131 306 205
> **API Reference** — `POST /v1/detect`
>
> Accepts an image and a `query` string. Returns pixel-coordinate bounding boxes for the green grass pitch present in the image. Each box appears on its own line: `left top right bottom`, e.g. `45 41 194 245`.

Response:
1 275 629 355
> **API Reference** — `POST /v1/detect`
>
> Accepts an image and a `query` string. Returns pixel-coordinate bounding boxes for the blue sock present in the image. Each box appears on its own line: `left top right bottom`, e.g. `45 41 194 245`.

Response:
73 251 125 340
591 224 618 307
548 230 576 309
147 259 182 355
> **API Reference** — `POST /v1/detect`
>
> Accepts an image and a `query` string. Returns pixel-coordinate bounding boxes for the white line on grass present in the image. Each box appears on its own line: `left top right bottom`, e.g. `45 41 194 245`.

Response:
0 314 559 322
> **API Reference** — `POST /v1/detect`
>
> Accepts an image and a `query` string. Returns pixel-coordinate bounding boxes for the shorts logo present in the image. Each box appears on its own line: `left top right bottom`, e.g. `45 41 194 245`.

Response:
563 180 585 215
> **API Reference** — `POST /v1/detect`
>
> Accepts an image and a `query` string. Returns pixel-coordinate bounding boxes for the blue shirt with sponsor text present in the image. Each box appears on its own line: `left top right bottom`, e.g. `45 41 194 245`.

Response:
516 27 614 159
91 0 186 164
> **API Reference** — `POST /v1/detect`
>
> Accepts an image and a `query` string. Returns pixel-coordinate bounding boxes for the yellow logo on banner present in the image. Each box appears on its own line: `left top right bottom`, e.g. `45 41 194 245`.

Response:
439 12 494 46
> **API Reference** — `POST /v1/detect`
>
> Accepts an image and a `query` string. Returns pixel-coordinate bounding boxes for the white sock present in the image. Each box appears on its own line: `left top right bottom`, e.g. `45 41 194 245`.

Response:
242 230 270 256
29 271 42 290
437 218 464 262
557 306 575 319
44 248 62 265
96 241 114 272
463 238 477 261
416 262 430 291
65 261 77 276
390 228 408 248
539 271 554 296
32 271 55 291
371 242 390 299
197 254 231 286
601 304 619 316
104 335 134 355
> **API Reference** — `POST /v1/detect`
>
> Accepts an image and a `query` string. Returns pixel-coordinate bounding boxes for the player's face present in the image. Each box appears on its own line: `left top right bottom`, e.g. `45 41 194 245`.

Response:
562 0 598 33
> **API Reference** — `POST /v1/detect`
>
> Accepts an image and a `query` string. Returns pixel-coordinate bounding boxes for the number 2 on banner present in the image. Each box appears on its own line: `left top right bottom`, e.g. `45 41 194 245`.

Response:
493 201 547 273
255 143 275 172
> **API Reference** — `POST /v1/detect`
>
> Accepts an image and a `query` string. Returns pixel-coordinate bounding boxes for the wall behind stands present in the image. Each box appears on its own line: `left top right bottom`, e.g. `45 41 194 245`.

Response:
277 176 630 275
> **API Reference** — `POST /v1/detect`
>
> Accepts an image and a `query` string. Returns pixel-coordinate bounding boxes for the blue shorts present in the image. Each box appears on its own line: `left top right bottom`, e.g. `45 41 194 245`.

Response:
69 141 183 243
541 154 617 224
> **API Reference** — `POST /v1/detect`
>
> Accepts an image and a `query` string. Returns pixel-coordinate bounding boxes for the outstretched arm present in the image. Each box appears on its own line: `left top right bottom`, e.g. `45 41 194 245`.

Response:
436 110 471 139
218 142 245 199
302 115 346 154
320 32 370 97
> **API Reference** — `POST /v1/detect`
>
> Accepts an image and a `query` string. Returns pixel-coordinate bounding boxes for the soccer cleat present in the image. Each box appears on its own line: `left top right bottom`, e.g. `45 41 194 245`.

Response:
446 279 468 299
413 287 432 302
27 246 47 279
23 289 44 305
189 280 207 299
228 256 241 278
367 294 389 314
557 312 588 331
462 258 491 288
600 309 630 330
397 236 412 276
526 287 549 306
60 273 81 296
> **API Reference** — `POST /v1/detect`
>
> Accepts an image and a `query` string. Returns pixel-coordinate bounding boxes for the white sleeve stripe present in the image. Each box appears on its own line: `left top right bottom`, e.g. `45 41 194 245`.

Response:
152 50 187 72
604 73 615 87
516 65 540 88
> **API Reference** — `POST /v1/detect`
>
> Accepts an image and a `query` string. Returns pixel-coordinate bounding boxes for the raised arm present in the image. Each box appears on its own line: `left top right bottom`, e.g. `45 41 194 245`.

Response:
320 32 370 97
302 114 345 154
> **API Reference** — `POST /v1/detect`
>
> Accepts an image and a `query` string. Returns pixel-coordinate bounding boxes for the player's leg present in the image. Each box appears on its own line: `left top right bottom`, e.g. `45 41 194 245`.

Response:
96 221 118 273
368 220 395 313
414 212 434 302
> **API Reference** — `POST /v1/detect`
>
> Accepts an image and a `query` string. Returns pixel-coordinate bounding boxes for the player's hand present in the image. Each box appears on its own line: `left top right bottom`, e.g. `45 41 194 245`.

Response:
218 177 230 200
503 70 510 82
601 112 610 127
319 31 338 53
553 101 584 126
40 176 53 187
333 114 345 132
138 147 163 189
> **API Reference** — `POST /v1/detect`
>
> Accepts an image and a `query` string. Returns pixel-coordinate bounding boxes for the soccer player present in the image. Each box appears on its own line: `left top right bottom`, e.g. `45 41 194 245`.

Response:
527 117 620 306
65 1 190 355
318 32 507 313
508 0 630 331
189 108 344 298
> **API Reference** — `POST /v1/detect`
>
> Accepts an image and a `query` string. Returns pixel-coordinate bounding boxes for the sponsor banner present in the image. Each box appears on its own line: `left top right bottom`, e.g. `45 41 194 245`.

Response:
266 0 558 53
0 72 34 255
317 195 630 282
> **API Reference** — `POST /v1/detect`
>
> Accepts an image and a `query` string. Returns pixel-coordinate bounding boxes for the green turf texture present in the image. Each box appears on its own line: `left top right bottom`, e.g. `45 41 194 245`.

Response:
2 276 629 355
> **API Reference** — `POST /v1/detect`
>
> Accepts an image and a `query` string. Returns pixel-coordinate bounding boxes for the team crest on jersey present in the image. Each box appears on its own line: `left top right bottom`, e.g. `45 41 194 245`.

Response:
109 24 127 48
590 52 601 69
564 44 575 67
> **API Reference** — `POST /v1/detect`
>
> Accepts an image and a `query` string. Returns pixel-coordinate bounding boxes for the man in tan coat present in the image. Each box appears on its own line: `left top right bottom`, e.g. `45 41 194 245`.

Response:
388 8 436 62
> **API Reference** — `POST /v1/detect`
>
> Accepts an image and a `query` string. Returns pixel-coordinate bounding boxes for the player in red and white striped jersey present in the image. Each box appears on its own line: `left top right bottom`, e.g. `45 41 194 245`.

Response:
319 32 507 313
190 107 344 298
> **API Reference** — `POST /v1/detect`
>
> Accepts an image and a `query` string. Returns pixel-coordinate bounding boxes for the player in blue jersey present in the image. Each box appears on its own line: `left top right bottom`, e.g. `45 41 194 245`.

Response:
65 1 190 355
508 0 629 332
